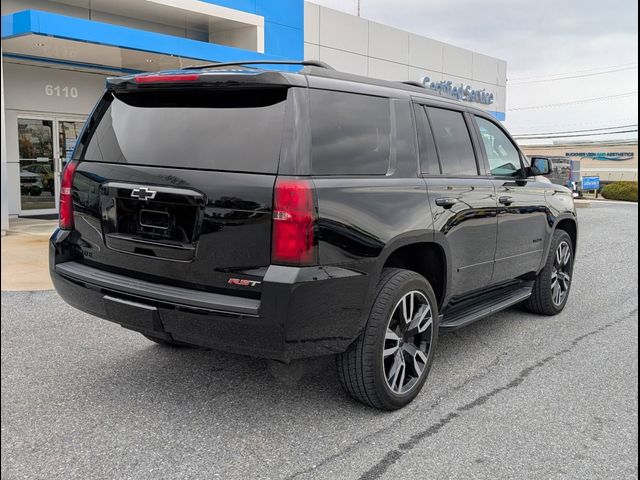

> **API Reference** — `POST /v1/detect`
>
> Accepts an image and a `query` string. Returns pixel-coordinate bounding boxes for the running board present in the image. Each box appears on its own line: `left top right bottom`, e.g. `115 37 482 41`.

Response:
439 285 533 331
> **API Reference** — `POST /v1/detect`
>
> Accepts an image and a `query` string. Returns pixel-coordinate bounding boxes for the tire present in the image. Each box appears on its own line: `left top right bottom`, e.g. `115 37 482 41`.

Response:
523 229 574 315
337 268 439 410
142 334 196 348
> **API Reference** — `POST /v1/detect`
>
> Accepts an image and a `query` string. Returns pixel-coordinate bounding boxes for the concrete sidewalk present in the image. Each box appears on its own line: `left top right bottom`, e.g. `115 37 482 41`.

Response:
1 218 57 291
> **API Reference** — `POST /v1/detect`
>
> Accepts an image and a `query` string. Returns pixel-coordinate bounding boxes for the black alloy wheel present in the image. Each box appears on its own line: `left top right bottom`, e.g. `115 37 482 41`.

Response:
337 268 439 410
383 290 434 394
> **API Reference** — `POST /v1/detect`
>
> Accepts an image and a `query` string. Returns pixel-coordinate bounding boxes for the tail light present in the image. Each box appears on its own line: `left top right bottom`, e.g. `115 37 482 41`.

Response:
272 178 316 265
59 160 79 230
135 73 200 84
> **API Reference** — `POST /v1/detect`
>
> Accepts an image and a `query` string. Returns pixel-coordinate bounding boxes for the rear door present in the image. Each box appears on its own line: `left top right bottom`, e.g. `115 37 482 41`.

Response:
414 103 498 299
472 115 550 283
70 87 291 294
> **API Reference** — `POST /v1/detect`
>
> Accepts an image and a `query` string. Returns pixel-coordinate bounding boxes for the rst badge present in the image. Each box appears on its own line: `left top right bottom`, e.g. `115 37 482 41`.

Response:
228 278 261 287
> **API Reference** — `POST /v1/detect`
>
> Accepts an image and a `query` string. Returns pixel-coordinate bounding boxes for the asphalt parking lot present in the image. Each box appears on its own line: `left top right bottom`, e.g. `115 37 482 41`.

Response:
2 202 638 480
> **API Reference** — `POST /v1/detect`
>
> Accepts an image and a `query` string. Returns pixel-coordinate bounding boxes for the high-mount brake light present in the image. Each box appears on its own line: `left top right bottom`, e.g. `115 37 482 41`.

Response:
272 178 316 265
59 160 79 230
135 73 201 84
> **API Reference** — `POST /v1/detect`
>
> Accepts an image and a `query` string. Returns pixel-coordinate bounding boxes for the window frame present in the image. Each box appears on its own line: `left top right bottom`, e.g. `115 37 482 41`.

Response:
470 114 527 180
411 99 485 178
412 103 441 175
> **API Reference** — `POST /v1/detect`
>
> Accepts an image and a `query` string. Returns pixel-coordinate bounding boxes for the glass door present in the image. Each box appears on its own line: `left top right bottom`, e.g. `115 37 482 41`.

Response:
17 117 85 216
18 118 56 214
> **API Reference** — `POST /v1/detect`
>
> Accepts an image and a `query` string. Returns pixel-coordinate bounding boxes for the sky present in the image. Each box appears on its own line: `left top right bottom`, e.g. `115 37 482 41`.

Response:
310 0 639 143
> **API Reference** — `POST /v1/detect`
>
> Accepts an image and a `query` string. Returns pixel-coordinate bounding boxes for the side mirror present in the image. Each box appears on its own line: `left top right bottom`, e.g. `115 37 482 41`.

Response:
530 157 552 176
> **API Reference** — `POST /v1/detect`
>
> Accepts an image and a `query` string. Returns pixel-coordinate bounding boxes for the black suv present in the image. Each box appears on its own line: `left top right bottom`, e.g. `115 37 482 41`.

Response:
50 61 577 410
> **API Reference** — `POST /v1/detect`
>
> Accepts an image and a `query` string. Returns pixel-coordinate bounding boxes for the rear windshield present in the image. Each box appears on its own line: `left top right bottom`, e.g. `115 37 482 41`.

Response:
77 88 288 173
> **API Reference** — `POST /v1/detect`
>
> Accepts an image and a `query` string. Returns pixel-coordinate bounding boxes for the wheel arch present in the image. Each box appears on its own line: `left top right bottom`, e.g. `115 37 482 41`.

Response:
538 214 578 272
376 234 449 308
555 217 578 253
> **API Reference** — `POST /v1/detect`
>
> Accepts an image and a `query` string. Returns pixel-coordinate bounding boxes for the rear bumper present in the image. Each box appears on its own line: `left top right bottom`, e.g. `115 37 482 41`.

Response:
50 229 370 361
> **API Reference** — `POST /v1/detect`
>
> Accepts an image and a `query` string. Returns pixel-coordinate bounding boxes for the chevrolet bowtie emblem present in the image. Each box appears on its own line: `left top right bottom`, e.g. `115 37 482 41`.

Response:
130 187 157 200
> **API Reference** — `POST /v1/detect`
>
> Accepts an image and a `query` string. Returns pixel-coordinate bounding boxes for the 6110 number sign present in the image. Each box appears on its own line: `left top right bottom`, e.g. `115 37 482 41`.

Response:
45 84 79 98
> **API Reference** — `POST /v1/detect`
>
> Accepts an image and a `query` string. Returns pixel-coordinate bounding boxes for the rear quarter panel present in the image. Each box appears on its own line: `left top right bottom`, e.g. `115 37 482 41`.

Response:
310 95 435 338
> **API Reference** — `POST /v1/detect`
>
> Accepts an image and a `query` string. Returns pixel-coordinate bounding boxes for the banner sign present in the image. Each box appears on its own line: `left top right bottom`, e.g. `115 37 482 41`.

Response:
566 152 634 162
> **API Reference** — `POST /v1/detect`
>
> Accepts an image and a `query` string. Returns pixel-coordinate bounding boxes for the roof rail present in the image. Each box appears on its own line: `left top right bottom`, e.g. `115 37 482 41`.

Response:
183 60 335 71
401 80 425 88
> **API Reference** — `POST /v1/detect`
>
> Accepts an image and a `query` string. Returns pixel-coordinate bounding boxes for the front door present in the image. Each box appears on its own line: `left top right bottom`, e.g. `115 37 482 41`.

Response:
491 179 550 282
17 117 85 216
471 115 549 284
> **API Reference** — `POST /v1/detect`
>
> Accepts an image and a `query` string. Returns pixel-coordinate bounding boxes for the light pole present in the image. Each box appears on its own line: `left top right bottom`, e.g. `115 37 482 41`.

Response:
357 0 361 17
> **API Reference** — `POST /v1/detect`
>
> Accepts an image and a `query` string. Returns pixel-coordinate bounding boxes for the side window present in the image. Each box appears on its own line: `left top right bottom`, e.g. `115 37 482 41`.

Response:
413 104 440 174
310 90 391 175
426 107 478 176
475 117 522 177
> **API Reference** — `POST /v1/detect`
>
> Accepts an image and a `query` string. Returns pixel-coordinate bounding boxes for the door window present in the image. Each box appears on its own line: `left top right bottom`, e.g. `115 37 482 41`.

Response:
475 117 522 177
427 107 478 176
18 119 55 211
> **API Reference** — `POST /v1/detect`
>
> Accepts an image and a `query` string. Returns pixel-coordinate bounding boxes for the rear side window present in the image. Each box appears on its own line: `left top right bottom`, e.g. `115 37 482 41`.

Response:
78 89 288 173
427 107 478 176
310 90 391 175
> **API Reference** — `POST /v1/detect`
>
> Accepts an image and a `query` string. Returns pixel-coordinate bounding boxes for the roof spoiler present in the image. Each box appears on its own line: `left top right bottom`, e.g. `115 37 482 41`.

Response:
182 60 335 71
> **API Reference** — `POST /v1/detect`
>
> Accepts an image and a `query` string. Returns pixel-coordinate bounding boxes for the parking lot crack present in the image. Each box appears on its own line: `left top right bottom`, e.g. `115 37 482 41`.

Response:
358 308 638 480
285 349 512 480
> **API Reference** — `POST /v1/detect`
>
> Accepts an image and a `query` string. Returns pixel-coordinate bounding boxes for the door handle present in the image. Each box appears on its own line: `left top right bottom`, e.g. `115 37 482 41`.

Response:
435 197 459 209
499 196 514 206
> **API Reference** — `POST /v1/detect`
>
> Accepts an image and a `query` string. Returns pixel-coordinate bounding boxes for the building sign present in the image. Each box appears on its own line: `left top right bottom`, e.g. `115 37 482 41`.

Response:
565 152 634 161
3 63 104 113
420 76 495 105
